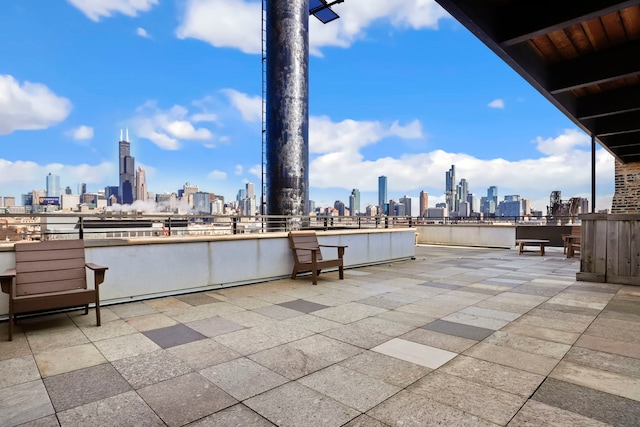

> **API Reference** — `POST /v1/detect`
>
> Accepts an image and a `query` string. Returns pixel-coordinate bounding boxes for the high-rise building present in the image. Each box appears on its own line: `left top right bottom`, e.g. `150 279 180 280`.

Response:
180 183 198 207
246 182 255 199
399 195 411 217
334 200 346 216
136 167 147 201
3 197 15 207
419 191 428 217
119 129 135 204
194 192 211 214
445 165 456 213
46 173 61 198
78 183 87 195
350 189 360 215
378 176 388 214
22 194 33 207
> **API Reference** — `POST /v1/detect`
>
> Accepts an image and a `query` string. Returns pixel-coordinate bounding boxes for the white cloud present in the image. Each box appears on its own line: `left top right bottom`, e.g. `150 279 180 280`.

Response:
136 27 150 38
221 89 262 122
67 0 158 22
176 0 449 55
131 101 214 150
488 99 505 109
535 128 589 156
66 125 94 140
235 165 243 175
191 113 217 123
207 170 227 180
0 75 72 135
249 164 261 178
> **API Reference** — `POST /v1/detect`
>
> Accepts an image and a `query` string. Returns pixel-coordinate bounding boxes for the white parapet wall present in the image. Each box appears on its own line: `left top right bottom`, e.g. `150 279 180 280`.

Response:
415 224 515 248
0 229 415 317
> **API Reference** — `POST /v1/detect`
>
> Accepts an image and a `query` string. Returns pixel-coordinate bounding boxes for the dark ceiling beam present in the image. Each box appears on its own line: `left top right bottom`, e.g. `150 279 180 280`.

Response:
549 41 640 93
498 0 638 47
594 111 640 136
600 132 640 148
577 86 640 119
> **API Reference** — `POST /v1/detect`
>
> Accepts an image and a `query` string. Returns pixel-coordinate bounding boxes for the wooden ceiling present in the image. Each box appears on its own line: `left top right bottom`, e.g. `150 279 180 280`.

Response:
435 0 640 163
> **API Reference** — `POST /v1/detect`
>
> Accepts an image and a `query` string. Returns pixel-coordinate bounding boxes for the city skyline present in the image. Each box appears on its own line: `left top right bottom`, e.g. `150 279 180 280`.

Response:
0 1 615 212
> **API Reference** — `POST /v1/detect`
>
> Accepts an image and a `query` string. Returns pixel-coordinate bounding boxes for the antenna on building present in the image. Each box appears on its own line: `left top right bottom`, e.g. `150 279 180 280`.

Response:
120 129 123 141
126 128 129 142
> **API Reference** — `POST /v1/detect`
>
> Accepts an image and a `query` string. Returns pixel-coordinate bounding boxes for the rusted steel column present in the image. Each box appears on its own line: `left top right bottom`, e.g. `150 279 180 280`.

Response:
266 0 309 217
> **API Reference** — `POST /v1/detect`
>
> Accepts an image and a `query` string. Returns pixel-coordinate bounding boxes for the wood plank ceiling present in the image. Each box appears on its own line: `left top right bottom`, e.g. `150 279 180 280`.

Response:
435 0 640 163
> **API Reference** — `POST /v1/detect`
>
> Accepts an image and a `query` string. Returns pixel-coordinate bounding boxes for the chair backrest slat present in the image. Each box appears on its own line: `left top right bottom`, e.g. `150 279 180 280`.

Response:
289 231 324 262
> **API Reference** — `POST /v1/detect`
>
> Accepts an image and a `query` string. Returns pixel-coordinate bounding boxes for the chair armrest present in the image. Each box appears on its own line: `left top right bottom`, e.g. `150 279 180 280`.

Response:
86 263 108 286
0 269 16 294
318 245 348 248
291 246 320 252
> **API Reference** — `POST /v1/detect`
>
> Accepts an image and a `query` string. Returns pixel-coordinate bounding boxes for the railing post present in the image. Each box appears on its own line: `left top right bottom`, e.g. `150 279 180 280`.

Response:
168 217 172 236
324 217 328 231
358 217 361 229
233 216 238 234
79 216 84 240
385 217 389 229
409 217 413 228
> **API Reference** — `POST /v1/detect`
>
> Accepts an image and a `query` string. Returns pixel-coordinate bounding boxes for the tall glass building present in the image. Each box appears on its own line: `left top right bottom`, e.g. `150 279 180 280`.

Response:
378 176 387 215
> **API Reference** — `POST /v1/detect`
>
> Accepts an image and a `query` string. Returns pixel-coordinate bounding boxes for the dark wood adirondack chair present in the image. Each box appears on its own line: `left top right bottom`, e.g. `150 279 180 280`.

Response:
288 231 347 285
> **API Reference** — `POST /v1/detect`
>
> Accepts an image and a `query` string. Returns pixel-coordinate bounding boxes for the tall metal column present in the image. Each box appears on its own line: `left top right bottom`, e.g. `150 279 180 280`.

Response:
591 133 596 213
266 0 309 218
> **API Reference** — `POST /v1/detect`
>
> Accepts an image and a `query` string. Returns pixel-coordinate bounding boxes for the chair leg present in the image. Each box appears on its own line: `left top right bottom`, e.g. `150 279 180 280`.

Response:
8 301 14 341
312 268 318 285
291 267 298 280
339 265 344 280
84 304 89 315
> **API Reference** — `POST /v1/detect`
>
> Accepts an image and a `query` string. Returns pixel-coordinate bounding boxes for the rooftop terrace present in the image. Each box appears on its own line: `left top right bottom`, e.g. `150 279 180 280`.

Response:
1 245 639 426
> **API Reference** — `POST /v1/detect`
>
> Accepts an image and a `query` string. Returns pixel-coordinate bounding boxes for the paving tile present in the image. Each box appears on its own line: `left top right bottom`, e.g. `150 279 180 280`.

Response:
303 292 360 307
226 296 273 310
138 373 236 427
252 322 316 344
550 360 640 401
371 338 457 369
563 346 640 378
220 310 277 327
339 350 431 388
584 317 640 344
68 308 119 327
124 313 178 332
200 357 288 400
253 304 304 320
26 327 89 353
277 299 329 313
366 390 496 427
442 312 510 330
248 334 362 380
298 364 400 412
143 296 191 312
57 390 164 426
43 363 131 412
79 319 139 341
142 324 207 349
175 292 222 306
0 331 31 361
409 371 525 425
187 404 275 427
484 331 572 359
167 338 240 370
353 295 407 309
350 316 415 337
374 310 436 327
500 322 580 345
92 333 160 362
279 313 342 333
439 355 545 398
0 380 54 427
312 302 387 324
473 299 533 314
401 328 477 353
458 306 521 321
464 342 559 375
112 349 193 389
508 400 610 427
213 328 282 356
322 322 393 349
34 343 107 378
510 284 564 297
514 314 591 334
244 382 359 427
0 355 40 389
533 378 640 427
341 414 386 427
537 302 602 316
422 319 494 341
165 302 244 323
575 334 640 359
16 414 60 427
108 301 158 318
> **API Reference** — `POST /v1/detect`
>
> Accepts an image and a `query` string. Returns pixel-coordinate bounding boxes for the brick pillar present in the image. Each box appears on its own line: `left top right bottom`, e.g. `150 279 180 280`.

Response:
611 159 640 213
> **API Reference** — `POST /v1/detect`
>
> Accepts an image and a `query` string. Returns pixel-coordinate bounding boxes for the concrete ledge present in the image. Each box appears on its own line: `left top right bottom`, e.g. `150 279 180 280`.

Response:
415 224 514 248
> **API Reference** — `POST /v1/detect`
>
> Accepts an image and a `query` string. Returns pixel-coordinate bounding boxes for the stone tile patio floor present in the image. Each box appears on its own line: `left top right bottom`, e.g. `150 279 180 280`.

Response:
1 244 639 426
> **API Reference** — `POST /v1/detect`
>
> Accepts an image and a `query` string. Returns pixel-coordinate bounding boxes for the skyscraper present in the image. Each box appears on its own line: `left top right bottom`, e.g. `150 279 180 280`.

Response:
350 188 360 215
119 129 135 204
487 186 498 214
419 191 429 217
136 167 147 201
46 173 60 198
445 165 456 213
378 176 388 214
399 195 412 217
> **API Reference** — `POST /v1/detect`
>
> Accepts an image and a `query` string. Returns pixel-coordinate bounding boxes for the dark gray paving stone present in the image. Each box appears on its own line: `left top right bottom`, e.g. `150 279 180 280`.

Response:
358 295 407 310
533 378 640 427
138 373 237 427
538 302 602 317
418 282 461 290
422 319 494 341
43 363 131 411
176 293 222 306
278 299 329 314
143 324 207 349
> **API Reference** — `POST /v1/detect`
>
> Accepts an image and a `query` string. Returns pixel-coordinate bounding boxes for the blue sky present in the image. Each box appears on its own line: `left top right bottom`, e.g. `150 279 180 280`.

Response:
0 0 615 212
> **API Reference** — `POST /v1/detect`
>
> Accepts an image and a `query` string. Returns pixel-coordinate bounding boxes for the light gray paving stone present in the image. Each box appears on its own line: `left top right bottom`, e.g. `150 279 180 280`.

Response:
167 339 241 370
341 414 386 427
200 357 288 400
0 380 54 427
508 400 610 427
186 404 275 427
92 333 160 362
57 390 163 427
112 349 192 389
442 312 510 330
186 316 245 337
484 331 572 359
550 361 640 401
279 314 342 333
16 414 60 427
459 306 521 321
563 346 640 379
0 356 40 389
372 338 457 369
253 305 305 320
322 322 392 349
244 382 359 427
312 302 387 324
213 328 282 356
298 364 401 412
575 334 640 359
464 342 560 375
401 328 477 353
339 350 431 388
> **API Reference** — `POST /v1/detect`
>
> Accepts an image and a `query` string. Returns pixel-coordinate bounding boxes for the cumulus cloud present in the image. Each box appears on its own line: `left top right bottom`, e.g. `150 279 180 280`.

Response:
222 89 262 122
67 0 158 21
488 99 505 109
207 170 227 180
0 75 72 135
235 165 243 175
130 101 214 150
66 125 94 140
136 27 150 38
176 0 449 55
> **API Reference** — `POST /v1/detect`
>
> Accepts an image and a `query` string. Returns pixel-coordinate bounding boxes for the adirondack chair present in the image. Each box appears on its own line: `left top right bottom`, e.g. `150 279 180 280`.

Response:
288 231 347 285
0 240 108 341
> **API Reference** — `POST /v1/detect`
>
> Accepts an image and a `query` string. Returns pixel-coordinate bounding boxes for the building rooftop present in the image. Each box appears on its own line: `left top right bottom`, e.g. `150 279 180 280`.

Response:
1 245 639 426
